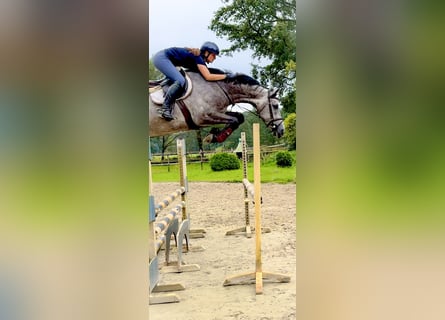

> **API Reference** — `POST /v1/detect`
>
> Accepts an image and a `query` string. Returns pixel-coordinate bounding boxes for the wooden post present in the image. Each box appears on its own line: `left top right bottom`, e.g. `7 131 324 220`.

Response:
253 124 263 294
223 124 290 295
226 131 270 237
149 139 183 305
156 138 201 272
177 138 206 239
177 138 188 221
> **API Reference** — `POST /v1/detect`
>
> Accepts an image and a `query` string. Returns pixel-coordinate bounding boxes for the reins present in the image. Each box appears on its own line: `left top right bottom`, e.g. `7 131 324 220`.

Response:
215 81 235 106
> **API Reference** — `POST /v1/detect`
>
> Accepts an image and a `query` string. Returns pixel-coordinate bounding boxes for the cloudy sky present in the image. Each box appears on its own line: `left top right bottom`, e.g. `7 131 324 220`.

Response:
148 0 265 76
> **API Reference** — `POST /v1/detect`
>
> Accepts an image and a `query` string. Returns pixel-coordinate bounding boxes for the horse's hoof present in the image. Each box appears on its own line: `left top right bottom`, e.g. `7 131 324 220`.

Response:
203 134 214 144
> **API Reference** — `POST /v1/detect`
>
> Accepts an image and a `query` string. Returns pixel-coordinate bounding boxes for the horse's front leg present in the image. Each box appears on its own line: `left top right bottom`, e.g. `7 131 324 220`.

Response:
202 112 244 143
200 110 238 125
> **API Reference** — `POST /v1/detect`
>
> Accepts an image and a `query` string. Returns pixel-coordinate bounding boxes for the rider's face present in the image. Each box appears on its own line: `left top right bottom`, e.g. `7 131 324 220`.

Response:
206 52 216 63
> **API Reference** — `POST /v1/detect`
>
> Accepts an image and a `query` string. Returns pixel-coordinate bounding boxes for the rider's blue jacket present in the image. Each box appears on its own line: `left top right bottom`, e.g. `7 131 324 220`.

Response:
164 47 206 71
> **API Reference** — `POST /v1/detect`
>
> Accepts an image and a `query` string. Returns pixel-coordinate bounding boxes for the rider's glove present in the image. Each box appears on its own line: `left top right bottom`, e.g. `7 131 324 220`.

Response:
225 73 238 80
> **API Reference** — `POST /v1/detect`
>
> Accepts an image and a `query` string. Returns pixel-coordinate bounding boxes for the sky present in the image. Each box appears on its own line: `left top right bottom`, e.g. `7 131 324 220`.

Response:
148 0 265 76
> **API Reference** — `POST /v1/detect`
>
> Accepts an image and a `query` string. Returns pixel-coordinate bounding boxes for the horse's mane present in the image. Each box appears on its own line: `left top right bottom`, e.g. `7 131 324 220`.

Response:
184 67 226 74
207 67 226 74
226 74 260 86
185 67 261 86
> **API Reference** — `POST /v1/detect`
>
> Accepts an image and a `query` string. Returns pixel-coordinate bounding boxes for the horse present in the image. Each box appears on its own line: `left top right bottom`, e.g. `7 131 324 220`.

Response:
148 69 284 143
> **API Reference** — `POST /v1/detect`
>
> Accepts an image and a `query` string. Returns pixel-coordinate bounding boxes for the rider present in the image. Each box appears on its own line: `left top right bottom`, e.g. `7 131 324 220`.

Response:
152 41 233 121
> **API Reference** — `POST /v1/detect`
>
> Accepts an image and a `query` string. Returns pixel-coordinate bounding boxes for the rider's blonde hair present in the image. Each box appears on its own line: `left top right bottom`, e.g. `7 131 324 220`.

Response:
186 48 201 56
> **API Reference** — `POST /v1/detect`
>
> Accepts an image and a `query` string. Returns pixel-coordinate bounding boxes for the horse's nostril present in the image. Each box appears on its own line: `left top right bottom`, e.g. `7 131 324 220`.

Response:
272 126 284 138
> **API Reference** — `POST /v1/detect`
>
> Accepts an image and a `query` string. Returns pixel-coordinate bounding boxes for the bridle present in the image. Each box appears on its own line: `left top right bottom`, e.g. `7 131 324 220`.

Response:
261 91 284 131
216 82 283 132
251 87 284 132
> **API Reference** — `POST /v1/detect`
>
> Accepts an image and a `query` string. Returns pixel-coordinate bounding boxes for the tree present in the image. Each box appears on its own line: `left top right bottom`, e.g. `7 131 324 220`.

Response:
210 0 296 113
283 113 296 150
149 59 162 80
150 134 180 160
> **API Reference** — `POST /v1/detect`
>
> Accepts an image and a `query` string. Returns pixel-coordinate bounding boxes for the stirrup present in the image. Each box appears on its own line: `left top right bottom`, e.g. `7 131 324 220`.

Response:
160 110 174 121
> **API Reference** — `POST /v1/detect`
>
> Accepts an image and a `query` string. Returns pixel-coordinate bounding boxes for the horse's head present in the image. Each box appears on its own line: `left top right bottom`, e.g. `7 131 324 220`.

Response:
257 87 285 138
222 74 285 138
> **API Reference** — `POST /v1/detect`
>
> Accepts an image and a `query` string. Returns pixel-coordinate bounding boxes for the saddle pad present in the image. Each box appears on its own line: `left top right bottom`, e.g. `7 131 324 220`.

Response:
150 88 164 104
150 73 193 105
149 86 161 93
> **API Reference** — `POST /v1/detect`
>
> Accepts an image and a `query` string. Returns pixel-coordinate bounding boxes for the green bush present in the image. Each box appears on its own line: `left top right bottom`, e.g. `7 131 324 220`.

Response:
276 151 293 167
210 153 240 171
283 113 296 150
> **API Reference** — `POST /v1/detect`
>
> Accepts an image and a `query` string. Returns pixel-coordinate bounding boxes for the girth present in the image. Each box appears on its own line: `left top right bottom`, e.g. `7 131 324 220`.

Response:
176 100 200 130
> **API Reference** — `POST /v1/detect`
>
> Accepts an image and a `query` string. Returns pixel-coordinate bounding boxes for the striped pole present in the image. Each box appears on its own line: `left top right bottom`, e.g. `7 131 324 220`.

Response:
155 187 186 216
154 203 184 235
242 132 250 229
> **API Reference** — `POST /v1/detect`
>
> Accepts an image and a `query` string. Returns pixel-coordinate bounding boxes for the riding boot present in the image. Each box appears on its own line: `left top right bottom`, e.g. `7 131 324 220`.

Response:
160 81 183 121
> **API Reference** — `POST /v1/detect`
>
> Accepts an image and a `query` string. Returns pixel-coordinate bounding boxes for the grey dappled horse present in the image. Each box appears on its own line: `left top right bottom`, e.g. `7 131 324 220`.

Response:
149 70 284 143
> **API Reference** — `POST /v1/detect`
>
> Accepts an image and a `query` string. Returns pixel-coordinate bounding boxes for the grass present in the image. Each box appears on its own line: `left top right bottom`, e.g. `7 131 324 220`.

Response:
151 161 296 183
151 150 296 183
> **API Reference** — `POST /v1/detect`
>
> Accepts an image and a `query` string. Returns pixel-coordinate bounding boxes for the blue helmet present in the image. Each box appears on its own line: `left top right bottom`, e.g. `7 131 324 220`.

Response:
200 41 220 55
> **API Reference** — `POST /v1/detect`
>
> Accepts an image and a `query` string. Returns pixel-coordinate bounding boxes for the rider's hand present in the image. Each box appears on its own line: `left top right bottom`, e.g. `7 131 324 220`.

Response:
225 73 238 80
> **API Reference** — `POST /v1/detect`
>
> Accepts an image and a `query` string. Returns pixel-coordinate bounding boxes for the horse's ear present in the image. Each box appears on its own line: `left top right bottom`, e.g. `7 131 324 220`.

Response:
269 88 279 98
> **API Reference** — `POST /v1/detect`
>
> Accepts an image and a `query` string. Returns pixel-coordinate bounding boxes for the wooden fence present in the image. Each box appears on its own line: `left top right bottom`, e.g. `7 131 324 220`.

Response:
150 144 287 165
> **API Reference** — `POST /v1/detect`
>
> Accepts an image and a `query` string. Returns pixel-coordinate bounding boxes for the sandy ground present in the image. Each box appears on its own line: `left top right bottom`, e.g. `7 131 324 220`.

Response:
149 182 296 320
149 182 445 320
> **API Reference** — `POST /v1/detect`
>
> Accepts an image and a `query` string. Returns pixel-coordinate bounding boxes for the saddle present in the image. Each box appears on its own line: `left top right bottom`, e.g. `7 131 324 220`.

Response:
149 68 193 105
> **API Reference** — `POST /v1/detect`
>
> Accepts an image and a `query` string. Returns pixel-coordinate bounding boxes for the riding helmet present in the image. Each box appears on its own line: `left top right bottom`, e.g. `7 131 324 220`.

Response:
200 41 220 55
